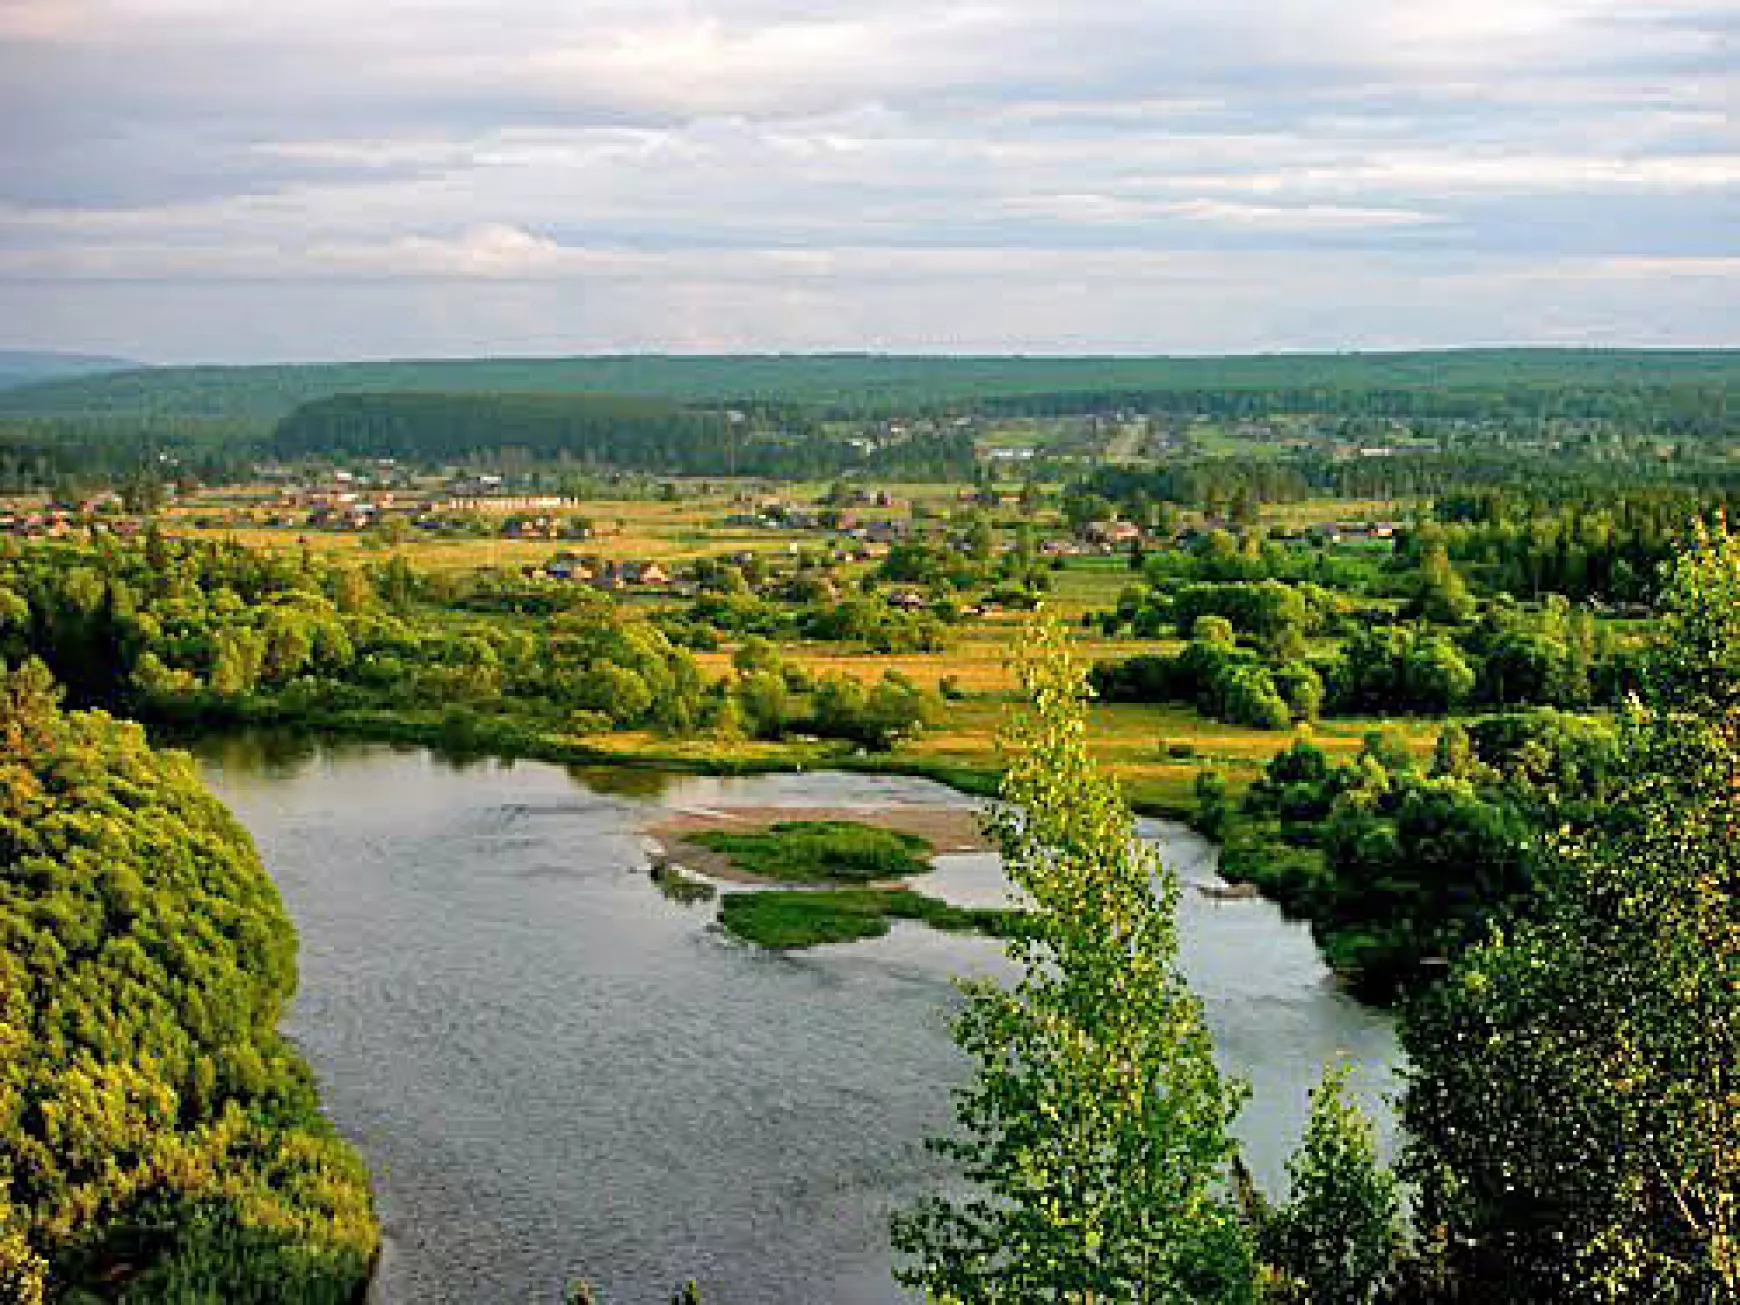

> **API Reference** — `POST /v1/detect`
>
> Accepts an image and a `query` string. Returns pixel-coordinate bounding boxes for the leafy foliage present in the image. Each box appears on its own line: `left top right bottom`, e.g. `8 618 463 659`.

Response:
0 660 377 1300
1400 521 1738 1301
892 618 1257 1302
1259 1063 1399 1304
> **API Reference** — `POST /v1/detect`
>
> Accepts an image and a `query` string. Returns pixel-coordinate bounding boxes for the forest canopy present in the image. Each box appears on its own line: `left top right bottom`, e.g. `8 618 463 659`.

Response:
0 661 377 1302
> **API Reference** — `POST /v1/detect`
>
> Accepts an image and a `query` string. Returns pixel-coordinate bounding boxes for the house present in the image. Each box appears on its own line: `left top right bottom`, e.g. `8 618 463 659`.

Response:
888 589 928 611
1084 520 1142 546
544 554 595 583
309 503 377 531
502 516 561 541
590 559 672 589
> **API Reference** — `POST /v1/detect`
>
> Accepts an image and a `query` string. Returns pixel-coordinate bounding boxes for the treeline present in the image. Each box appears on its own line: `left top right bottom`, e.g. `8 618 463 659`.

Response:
1429 487 1740 599
1096 589 1634 727
0 662 377 1301
270 392 976 480
1201 711 1616 997
273 391 731 467
0 416 265 492
0 534 941 757
1087 515 1672 730
1080 453 1740 521
4 349 1736 423
979 379 1734 435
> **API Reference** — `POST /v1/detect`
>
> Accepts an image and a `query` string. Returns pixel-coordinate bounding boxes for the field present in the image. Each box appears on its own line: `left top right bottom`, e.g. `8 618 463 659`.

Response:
145 478 1450 814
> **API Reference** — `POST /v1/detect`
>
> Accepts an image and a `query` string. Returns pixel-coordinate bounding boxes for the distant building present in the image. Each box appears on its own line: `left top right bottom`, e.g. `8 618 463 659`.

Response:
1084 520 1142 546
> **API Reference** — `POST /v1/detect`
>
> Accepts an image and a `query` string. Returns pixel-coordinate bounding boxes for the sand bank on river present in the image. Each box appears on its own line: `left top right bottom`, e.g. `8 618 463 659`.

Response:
644 805 992 883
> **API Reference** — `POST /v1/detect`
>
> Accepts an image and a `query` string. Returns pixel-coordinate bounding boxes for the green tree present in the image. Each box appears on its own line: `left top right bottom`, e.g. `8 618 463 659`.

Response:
1260 1062 1398 1303
1409 546 1476 625
1401 522 1739 1301
892 618 1257 1302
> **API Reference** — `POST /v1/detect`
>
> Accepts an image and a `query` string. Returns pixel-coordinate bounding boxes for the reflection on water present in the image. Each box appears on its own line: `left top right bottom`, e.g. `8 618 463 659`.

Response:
195 737 1400 1305
565 764 686 800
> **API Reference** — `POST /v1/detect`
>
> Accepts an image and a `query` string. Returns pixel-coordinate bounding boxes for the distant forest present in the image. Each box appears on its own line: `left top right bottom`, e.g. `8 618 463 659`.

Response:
271 391 977 479
0 350 137 391
3 349 1737 421
0 349 1735 486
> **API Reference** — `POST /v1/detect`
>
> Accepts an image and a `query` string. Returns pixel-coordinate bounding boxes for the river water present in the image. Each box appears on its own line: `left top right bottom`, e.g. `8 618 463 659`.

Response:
193 735 1400 1305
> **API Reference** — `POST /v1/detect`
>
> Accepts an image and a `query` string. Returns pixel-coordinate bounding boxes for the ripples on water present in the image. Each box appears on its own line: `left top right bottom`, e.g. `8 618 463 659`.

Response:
194 739 1399 1305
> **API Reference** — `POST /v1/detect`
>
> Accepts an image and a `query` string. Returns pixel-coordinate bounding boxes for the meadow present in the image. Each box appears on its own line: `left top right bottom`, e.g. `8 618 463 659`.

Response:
158 478 1442 813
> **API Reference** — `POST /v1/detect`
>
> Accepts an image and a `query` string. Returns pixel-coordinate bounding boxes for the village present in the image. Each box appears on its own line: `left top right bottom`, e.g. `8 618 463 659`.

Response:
0 464 1408 614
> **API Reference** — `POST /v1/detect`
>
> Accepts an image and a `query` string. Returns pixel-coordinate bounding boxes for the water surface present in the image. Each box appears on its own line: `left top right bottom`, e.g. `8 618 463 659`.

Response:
195 736 1399 1305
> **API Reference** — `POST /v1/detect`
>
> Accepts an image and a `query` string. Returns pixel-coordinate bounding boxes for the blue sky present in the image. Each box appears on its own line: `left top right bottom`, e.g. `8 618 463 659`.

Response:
1 0 1736 361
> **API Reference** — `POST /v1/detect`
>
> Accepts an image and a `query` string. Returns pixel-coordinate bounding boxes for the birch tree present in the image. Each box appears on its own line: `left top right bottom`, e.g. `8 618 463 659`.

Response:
892 618 1256 1303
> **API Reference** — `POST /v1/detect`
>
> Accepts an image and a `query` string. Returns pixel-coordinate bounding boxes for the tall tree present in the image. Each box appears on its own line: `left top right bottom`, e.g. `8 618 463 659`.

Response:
891 618 1256 1302
1400 521 1738 1301
1259 1062 1399 1304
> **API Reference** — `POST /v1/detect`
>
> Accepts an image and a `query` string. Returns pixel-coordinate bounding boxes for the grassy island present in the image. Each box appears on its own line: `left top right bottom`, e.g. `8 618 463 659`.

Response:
719 886 1021 949
688 820 933 884
663 817 1020 947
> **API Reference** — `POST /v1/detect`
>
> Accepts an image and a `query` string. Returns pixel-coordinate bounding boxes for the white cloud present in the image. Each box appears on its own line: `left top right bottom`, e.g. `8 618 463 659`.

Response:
1 0 1736 355
1162 199 1444 230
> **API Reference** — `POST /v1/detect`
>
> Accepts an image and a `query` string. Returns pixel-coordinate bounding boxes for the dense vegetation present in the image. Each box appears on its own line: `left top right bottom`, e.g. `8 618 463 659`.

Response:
893 621 1260 1299
0 661 376 1302
2 347 1734 1298
1398 523 1738 1300
4 349 1736 423
3 349 1734 492
270 392 977 480
272 391 728 465
902 578 1734 1300
1089 508 1679 732
0 534 940 761
1207 712 1615 998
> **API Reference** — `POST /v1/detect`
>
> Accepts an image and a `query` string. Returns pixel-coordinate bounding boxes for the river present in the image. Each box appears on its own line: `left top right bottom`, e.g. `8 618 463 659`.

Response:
193 734 1400 1305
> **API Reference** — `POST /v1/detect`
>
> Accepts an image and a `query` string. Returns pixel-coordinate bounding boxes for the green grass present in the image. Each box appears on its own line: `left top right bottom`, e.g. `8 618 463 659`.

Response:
718 887 1022 948
689 820 933 883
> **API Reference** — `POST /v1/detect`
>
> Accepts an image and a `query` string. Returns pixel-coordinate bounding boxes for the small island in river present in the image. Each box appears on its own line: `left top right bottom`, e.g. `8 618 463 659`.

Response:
643 808 1022 947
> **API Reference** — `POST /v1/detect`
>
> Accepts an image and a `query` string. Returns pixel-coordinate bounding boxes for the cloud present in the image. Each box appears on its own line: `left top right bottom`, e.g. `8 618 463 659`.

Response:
1 0 1736 357
1162 200 1445 231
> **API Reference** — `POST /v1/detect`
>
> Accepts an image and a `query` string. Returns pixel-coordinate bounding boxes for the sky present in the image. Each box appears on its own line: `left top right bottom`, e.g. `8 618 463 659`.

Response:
1 0 1736 362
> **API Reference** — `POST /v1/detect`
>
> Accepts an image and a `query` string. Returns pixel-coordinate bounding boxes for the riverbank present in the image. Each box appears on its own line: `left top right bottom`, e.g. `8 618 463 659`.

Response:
148 699 1205 823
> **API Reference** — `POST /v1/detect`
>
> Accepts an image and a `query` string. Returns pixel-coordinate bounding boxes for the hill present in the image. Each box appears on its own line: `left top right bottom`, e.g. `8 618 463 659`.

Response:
2 349 1737 423
0 349 139 390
